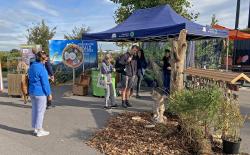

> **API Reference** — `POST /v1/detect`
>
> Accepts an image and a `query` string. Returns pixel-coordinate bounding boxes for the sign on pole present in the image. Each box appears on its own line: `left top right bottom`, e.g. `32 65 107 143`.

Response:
62 44 84 68
49 40 98 69
62 44 84 84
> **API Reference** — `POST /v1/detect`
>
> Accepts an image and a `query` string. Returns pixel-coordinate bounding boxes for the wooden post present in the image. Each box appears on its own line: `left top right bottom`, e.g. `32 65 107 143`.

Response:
170 29 188 93
226 39 229 71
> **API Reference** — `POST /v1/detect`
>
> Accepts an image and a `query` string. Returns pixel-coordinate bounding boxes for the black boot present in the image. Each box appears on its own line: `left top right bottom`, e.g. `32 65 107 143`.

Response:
125 100 132 107
136 94 141 98
111 104 118 108
122 100 127 108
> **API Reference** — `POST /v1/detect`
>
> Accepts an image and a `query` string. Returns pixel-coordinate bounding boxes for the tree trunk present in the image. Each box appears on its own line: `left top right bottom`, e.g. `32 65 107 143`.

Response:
170 29 188 93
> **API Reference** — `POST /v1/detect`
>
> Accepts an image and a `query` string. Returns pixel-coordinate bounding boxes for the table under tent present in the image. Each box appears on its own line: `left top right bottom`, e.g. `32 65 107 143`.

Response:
83 4 229 92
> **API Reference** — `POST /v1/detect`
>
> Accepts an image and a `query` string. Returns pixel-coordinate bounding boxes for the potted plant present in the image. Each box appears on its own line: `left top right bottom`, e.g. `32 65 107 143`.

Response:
221 95 246 154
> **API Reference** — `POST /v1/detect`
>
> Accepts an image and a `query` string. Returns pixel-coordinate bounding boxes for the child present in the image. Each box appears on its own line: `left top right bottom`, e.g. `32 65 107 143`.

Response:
101 54 117 109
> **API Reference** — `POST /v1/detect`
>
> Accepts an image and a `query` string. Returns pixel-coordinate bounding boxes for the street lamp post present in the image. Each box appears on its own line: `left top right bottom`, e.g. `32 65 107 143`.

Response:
235 0 241 30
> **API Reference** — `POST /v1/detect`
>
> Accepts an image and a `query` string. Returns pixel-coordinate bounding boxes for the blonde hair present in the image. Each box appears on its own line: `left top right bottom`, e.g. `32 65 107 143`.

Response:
104 53 112 60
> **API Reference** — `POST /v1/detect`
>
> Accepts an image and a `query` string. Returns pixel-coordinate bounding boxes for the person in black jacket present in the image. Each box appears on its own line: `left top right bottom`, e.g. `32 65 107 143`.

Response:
120 45 139 108
162 49 171 94
136 49 147 98
44 54 54 109
45 54 54 82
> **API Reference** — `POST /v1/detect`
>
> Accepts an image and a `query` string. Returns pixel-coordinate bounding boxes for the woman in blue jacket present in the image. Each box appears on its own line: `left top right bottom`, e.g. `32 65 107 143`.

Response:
28 51 52 137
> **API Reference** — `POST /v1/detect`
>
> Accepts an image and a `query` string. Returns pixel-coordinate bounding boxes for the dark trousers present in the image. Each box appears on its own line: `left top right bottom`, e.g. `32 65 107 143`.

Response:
47 80 53 108
136 73 143 95
163 70 171 94
47 98 52 107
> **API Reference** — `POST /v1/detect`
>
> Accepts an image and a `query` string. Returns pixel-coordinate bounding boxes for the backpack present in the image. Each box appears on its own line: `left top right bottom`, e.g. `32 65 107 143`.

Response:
115 55 125 74
21 74 29 104
21 74 29 95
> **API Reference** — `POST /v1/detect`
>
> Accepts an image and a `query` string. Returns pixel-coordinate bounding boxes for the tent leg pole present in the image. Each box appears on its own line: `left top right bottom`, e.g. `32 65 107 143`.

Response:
73 68 75 84
226 39 229 72
82 63 85 74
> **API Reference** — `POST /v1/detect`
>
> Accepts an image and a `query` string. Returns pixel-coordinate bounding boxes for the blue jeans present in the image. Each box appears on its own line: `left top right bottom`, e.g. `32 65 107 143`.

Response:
31 96 47 129
163 71 171 94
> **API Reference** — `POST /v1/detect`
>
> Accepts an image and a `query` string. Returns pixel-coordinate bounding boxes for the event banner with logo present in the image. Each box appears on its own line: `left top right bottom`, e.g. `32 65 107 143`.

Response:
49 40 98 69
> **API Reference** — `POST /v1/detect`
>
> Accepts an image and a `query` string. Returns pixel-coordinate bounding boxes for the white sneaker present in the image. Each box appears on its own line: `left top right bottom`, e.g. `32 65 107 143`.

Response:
33 129 38 135
36 129 50 137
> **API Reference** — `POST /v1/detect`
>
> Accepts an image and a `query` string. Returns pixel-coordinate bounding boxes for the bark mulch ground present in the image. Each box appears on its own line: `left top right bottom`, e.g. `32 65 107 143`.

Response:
86 112 196 155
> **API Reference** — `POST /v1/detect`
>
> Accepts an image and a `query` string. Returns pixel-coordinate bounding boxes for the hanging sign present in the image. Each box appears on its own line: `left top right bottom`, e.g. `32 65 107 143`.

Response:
49 40 98 69
62 44 84 68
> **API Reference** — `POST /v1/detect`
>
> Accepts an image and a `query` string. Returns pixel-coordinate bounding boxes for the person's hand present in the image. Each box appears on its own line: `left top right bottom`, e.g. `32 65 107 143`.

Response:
48 95 53 101
113 68 116 72
50 76 55 82
128 57 132 62
167 67 171 70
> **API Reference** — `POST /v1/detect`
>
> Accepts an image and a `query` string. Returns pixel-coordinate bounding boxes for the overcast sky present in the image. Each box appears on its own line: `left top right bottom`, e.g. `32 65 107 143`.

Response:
191 0 249 28
0 0 248 51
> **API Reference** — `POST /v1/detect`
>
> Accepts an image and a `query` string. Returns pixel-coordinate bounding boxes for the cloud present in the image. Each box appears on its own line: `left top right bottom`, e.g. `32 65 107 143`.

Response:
0 0 117 51
48 14 115 33
0 41 21 50
190 0 249 29
0 35 23 41
191 0 228 12
0 8 42 50
27 0 59 16
0 20 11 27
0 8 42 36
0 9 41 27
103 0 113 4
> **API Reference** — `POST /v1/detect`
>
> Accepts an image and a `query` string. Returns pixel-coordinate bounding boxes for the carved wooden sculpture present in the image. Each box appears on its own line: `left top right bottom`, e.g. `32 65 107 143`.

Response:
170 29 188 93
152 89 167 123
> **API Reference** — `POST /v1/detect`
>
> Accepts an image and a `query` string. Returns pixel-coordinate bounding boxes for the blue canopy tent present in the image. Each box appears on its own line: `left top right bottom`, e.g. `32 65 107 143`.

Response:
83 5 228 42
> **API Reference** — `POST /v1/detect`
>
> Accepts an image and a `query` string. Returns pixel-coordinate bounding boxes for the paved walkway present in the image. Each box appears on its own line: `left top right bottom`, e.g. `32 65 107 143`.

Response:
238 88 250 154
0 84 153 155
0 83 250 154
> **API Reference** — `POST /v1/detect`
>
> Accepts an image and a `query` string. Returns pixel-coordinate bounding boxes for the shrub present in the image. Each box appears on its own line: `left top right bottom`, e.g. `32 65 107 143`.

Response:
168 86 224 139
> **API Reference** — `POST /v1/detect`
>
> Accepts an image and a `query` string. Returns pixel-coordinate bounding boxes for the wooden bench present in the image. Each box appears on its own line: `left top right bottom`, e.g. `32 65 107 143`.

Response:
184 68 250 91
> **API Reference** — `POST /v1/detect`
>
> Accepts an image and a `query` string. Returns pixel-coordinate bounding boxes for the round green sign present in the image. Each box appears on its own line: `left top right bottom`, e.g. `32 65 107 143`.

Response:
130 32 135 37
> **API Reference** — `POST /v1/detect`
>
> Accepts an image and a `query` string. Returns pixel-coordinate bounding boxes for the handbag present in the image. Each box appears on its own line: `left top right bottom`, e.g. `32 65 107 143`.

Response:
97 73 107 88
